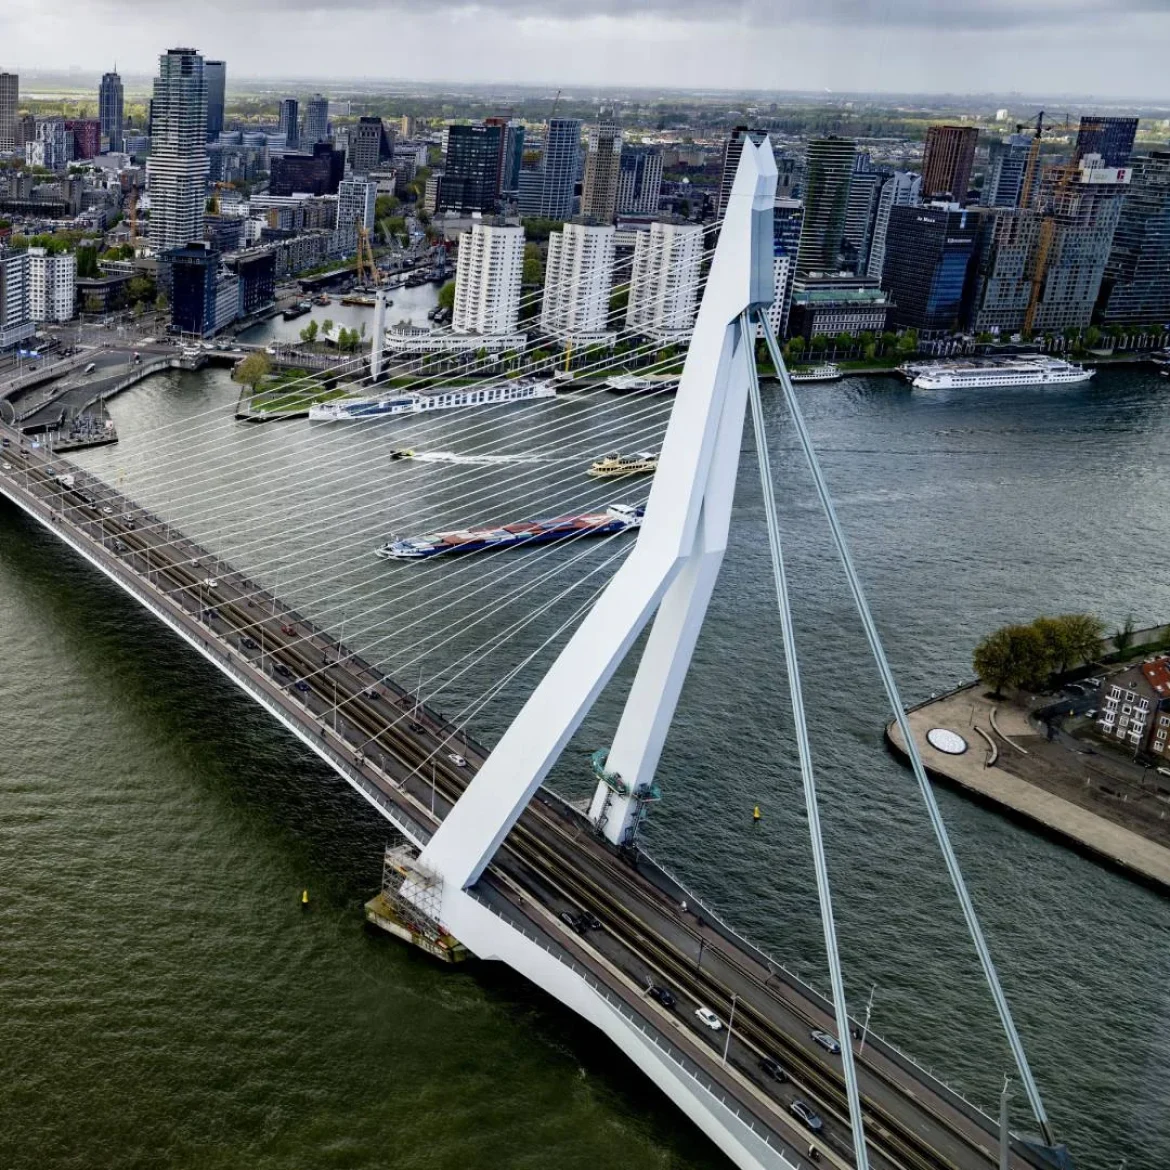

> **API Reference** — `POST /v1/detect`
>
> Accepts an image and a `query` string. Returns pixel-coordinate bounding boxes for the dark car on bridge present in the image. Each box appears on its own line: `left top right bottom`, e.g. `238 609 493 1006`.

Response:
790 1100 823 1132
294 680 311 692
559 911 587 934
274 664 291 678
648 984 676 1009
759 1056 788 1083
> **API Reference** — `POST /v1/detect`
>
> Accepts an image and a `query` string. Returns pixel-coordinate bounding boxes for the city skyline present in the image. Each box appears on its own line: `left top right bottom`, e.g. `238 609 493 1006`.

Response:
1 1 1169 98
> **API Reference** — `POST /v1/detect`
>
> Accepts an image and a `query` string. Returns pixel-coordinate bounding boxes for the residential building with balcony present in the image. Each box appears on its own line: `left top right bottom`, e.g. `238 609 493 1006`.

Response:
625 221 703 342
452 222 525 335
541 223 616 344
1097 656 1170 756
25 247 76 323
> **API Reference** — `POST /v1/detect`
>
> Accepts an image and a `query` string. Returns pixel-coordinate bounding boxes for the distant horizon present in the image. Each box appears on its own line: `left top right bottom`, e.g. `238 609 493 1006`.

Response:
6 67 1170 114
2 2 1168 103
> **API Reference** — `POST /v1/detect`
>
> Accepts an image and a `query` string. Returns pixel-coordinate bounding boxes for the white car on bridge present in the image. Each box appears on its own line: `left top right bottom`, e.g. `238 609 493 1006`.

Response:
694 1007 723 1031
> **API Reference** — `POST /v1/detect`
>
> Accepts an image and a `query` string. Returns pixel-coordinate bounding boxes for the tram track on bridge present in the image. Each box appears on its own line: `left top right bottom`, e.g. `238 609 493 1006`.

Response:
3 447 1034 1170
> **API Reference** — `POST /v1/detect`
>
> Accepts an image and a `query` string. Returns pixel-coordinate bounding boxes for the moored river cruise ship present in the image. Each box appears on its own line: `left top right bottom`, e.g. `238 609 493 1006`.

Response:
308 380 555 422
908 357 1095 390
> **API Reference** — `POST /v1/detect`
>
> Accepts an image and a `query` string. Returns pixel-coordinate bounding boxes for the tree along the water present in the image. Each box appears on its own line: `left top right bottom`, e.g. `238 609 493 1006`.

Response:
972 612 1105 695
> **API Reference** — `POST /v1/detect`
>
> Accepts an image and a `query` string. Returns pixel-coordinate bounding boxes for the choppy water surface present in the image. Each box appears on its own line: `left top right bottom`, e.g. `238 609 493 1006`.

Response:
3 364 1169 1169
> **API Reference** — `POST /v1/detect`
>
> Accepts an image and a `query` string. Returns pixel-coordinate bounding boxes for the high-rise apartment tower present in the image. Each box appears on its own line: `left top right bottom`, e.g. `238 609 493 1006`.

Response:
539 119 581 220
204 60 226 143
795 136 856 276
147 48 209 253
453 223 525 335
920 124 978 201
626 222 703 339
99 70 124 153
541 223 615 339
580 115 622 223
304 95 329 145
0 72 18 153
277 98 299 150
616 146 663 216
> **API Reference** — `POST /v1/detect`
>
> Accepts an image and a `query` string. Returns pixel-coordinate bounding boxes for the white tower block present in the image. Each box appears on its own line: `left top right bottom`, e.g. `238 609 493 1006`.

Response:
418 141 777 890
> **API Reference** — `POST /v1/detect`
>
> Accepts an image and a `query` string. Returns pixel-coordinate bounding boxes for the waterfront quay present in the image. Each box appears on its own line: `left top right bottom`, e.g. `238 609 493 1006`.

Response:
0 418 1062 1170
887 684 1170 890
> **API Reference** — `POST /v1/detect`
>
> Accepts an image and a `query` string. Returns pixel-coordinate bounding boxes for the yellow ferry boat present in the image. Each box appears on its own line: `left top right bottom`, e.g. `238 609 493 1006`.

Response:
587 451 658 478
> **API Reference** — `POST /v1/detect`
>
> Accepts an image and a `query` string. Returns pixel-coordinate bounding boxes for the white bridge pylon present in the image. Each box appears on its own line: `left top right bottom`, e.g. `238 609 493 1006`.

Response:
419 141 778 889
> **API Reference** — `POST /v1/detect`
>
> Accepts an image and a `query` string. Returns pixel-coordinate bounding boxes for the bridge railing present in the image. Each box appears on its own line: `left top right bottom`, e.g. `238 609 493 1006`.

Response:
466 886 800 1170
0 462 435 849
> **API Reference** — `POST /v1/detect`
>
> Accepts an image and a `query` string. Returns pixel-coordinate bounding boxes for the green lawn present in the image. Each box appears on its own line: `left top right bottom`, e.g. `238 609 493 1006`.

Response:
244 369 347 414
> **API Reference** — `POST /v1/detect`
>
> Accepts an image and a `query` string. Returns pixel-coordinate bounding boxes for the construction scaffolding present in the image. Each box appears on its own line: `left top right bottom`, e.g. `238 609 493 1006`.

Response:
363 844 469 962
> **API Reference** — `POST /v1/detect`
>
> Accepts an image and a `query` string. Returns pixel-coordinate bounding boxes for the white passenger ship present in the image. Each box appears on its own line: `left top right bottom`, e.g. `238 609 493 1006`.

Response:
308 380 555 422
910 357 1094 390
790 363 842 383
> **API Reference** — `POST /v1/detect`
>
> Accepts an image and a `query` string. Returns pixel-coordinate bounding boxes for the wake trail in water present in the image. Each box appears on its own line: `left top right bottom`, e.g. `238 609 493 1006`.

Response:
411 450 581 466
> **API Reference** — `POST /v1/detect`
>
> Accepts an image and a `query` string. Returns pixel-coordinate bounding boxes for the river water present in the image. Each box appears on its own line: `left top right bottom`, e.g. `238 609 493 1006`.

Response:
2 361 1168 1170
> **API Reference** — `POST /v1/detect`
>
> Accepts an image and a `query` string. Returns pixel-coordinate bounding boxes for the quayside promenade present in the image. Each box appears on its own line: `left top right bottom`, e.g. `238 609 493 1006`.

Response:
887 685 1170 891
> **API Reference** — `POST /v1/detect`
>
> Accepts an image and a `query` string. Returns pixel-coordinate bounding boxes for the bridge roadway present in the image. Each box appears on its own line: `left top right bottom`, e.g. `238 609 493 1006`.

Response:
0 423 1063 1170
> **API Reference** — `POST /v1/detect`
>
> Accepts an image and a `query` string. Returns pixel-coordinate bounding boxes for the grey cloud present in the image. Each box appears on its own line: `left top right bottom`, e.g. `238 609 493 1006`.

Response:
106 0 1170 27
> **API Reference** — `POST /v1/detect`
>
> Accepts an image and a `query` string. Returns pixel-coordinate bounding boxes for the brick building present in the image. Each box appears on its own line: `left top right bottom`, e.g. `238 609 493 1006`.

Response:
1097 656 1170 757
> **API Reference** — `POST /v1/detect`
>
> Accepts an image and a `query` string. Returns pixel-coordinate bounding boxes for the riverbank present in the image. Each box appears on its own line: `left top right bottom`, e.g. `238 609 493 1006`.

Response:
886 684 1170 891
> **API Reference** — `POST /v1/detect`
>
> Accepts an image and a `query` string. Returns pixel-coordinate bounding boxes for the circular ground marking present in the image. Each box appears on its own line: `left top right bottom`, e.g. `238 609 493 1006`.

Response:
926 727 968 755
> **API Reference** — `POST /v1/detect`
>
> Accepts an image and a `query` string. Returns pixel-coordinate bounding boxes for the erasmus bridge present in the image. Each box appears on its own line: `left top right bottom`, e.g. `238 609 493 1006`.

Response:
0 142 1079 1170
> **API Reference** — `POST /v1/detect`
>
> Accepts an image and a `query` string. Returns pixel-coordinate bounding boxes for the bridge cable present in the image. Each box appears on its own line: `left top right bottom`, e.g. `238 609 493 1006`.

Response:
754 307 1055 1147
739 313 871 1170
78 239 720 464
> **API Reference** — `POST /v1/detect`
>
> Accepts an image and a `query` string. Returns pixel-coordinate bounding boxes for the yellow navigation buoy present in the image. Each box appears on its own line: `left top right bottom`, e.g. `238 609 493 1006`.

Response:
752 805 762 822
301 888 310 907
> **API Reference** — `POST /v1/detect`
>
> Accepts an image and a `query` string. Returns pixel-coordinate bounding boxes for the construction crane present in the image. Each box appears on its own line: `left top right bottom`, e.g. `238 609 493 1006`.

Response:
355 221 380 288
126 184 142 248
1014 111 1082 334
1016 111 1078 211
1017 110 1045 211
549 89 562 120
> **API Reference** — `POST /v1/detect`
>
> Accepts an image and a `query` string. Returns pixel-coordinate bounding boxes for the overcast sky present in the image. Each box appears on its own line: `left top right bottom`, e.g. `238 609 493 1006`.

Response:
4 0 1169 99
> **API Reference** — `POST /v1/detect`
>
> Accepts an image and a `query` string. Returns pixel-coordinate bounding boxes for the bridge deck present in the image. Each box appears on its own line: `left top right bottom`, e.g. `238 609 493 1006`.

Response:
0 421 1063 1170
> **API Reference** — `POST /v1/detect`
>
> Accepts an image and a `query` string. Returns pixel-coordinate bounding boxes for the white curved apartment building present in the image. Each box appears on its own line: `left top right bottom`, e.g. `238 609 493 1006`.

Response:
625 221 703 341
540 223 615 342
452 223 524 335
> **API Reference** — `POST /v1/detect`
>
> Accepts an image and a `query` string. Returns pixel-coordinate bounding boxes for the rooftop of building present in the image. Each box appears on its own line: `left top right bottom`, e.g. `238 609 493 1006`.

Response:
794 286 891 305
1141 657 1170 699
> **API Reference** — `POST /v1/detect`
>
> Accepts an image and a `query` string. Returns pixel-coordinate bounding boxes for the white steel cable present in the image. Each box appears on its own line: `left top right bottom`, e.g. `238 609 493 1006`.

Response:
69 293 698 539
343 539 630 778
69 347 680 582
740 313 870 1170
84 448 658 693
66 250 715 546
83 240 717 463
340 530 639 741
81 262 710 508
754 309 1056 1145
77 379 674 615
83 343 677 550
203 479 653 704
